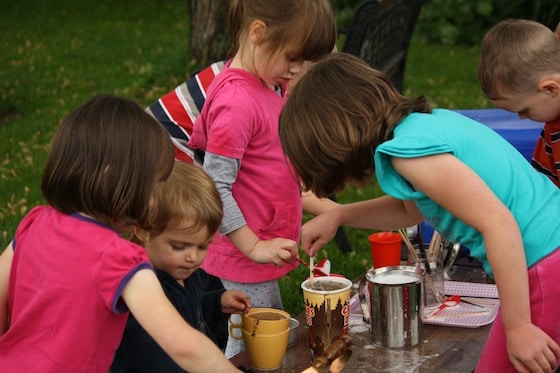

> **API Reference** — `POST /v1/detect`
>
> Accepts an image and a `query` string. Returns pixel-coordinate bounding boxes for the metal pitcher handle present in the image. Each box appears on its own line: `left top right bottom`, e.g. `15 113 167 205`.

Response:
358 276 371 323
443 243 461 280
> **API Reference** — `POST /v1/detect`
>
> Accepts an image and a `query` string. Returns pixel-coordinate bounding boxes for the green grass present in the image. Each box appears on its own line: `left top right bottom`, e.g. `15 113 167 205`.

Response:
0 0 191 244
0 0 492 317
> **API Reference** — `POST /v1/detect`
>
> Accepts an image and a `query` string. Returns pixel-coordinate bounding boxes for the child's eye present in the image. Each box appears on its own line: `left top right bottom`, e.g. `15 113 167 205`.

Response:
284 53 299 63
169 240 186 251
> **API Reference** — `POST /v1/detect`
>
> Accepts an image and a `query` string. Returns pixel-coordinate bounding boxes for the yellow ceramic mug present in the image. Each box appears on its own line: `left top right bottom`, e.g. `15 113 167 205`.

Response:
230 307 290 370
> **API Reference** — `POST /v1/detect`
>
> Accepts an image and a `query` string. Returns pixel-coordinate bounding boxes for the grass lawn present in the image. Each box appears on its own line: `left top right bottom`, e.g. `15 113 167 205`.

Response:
0 0 491 316
1 0 191 245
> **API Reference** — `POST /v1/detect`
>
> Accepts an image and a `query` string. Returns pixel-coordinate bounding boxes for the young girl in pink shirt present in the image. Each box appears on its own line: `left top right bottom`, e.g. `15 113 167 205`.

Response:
188 0 337 357
0 94 241 372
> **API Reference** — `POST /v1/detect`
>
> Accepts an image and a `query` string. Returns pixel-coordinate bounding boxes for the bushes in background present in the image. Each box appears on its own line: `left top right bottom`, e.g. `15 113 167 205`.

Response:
331 0 560 46
415 0 560 45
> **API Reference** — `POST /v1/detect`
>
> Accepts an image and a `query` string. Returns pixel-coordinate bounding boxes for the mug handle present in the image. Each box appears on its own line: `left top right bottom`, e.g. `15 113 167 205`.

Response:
229 313 243 340
358 276 371 323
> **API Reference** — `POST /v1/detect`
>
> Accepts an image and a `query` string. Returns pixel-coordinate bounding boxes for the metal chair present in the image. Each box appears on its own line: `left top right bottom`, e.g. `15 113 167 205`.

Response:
341 0 425 92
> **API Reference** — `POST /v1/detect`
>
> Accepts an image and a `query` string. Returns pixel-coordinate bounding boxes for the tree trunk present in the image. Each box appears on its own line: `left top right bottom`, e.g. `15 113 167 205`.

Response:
189 0 229 68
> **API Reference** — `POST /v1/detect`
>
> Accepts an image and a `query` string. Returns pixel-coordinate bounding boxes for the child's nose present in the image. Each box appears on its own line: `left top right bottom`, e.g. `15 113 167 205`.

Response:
289 61 303 74
185 250 199 262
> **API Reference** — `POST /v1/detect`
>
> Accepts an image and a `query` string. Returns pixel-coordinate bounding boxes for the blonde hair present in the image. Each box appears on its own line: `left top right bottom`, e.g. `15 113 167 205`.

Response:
228 0 336 62
279 53 431 198
479 19 560 99
141 162 223 238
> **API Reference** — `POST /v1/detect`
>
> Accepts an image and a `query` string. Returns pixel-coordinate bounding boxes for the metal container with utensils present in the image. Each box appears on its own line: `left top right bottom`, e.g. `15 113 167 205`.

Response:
359 266 424 348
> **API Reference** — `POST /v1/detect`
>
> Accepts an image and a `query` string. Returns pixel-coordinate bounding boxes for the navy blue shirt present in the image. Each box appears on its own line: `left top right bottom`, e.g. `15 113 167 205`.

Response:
111 268 228 372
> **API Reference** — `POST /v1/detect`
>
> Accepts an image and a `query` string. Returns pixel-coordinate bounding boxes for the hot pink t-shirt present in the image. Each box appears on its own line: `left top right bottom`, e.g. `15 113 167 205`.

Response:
0 206 152 372
189 66 300 283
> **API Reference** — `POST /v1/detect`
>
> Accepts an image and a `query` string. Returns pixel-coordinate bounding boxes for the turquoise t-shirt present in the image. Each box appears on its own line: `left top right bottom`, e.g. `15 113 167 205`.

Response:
375 108 560 276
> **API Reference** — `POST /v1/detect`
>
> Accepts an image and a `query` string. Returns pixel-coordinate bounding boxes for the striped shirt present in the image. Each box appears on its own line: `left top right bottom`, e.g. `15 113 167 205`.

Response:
145 61 226 164
531 118 560 187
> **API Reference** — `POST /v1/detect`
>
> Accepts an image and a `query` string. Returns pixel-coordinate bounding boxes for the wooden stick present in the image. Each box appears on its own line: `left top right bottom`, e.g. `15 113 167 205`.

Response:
427 310 491 320
425 231 444 302
434 234 443 258
309 256 314 287
425 273 444 303
427 231 442 259
400 228 443 303
426 231 436 257
398 229 419 262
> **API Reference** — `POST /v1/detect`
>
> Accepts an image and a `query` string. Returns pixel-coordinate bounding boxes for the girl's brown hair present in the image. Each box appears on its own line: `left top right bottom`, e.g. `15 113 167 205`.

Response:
228 0 336 61
279 53 431 198
41 93 174 228
142 161 223 237
479 19 560 99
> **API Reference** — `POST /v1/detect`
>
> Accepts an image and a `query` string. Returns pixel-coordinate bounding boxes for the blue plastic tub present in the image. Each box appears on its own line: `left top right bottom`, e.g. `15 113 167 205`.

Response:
455 108 544 162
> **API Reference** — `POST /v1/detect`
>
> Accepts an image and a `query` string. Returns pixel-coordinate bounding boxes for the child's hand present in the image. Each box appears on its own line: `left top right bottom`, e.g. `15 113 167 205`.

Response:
228 227 298 266
221 290 251 314
252 238 298 266
506 323 560 372
301 212 339 256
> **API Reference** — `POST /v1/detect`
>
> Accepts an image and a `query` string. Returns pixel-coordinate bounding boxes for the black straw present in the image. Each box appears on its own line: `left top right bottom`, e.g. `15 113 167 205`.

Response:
417 224 432 275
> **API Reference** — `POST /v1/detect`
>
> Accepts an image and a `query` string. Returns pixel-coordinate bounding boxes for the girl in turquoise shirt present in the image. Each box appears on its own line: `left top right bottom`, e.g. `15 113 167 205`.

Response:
279 53 560 373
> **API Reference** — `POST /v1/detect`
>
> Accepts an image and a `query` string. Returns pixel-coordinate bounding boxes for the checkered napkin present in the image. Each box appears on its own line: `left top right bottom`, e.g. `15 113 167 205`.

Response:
444 281 498 299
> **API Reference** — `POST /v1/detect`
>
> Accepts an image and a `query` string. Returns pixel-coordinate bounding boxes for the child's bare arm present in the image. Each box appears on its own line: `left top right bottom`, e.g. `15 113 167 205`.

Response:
301 190 339 216
122 269 241 373
0 242 13 335
300 195 421 256
228 226 298 266
394 153 560 370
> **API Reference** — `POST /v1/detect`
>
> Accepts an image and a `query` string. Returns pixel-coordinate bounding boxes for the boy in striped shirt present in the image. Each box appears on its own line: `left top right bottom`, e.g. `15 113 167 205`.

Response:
479 19 560 187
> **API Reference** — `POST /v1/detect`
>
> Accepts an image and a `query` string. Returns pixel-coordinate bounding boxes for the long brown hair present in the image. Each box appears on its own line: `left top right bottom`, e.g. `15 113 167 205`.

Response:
279 53 431 197
41 93 174 228
228 0 336 61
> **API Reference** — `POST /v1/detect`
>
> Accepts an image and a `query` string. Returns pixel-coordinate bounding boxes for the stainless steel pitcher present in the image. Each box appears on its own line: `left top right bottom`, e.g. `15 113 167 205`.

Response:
359 265 424 348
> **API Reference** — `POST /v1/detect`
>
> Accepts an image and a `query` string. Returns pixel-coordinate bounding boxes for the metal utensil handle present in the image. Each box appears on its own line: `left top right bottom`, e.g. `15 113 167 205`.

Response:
443 243 461 277
358 277 371 323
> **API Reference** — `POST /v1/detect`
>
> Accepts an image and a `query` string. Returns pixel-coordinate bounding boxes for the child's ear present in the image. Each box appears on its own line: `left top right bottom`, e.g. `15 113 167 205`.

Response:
133 226 150 244
538 76 560 96
249 19 267 45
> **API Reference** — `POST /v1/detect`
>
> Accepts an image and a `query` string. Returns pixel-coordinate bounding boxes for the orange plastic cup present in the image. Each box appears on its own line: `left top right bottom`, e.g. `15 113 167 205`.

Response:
368 231 402 269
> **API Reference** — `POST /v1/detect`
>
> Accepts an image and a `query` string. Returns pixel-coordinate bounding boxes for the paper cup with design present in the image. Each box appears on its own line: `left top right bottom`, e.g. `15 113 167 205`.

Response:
229 307 290 370
301 276 352 358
